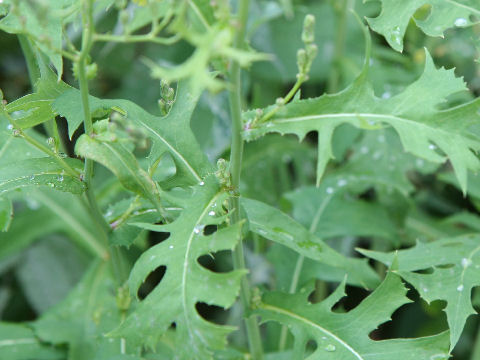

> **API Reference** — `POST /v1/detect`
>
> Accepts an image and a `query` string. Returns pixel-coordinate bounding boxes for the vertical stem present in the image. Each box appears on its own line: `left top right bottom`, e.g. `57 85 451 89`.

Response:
326 0 353 93
472 319 480 360
228 0 263 358
18 35 59 140
17 35 40 88
78 0 129 285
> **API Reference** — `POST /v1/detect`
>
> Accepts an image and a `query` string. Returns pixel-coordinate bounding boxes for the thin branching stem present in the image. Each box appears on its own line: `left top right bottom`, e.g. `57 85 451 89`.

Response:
228 0 264 358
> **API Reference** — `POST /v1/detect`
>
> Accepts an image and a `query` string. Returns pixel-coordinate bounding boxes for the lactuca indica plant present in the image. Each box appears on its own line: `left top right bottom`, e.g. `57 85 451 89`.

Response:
0 0 480 359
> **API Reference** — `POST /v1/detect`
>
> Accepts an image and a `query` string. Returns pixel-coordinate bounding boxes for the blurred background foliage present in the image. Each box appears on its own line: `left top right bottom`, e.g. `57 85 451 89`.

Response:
1 0 480 358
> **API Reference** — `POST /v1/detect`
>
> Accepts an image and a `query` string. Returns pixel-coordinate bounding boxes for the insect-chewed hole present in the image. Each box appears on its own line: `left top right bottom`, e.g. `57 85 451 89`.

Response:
413 267 434 275
331 284 370 313
197 250 233 273
148 231 170 247
370 292 447 341
305 339 318 356
203 224 217 236
137 265 166 300
436 263 454 269
195 302 229 325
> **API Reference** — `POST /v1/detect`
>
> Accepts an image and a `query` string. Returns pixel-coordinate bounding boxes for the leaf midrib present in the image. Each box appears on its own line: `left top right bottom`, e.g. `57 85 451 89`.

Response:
261 303 364 360
181 191 223 344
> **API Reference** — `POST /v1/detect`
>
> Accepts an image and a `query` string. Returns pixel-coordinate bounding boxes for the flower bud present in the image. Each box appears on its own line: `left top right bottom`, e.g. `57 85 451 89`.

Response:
301 14 315 44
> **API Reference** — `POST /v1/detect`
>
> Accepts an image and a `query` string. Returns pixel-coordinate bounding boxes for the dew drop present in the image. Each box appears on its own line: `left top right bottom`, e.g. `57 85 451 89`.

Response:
461 258 472 268
58 175 64 182
454 18 467 27
416 158 424 167
194 225 204 234
208 210 215 216
457 284 464 292
390 26 402 46
360 146 369 154
326 187 334 194
337 179 347 187
372 151 382 160
423 287 428 293
321 336 327 340
169 245 174 249
429 144 436 150
150 255 156 261
6 124 13 130
325 344 336 352
381 91 391 99
377 135 385 143
29 175 35 181
48 182 55 188
199 181 205 186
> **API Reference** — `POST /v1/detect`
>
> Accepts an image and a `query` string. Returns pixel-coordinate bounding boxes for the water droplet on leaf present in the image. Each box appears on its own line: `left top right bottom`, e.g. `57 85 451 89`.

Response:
457 284 464 292
325 344 336 352
326 187 334 194
454 18 467 26
208 210 215 216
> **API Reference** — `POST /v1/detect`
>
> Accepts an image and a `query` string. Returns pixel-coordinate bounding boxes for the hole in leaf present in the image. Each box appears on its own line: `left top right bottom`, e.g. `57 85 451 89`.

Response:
305 339 318 356
148 231 170 247
203 224 217 236
435 264 454 269
195 302 229 325
137 265 166 300
332 285 370 313
413 267 434 274
369 293 447 340
197 250 233 273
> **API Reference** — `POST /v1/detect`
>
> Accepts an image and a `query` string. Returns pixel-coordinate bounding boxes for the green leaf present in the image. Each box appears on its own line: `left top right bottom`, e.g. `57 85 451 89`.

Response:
254 272 450 359
112 178 245 359
55 81 213 187
33 261 137 359
241 197 380 289
5 60 70 129
365 0 480 52
0 322 65 360
15 236 89 314
241 135 315 205
75 135 160 206
0 0 75 79
0 197 12 232
284 182 398 243
359 234 480 349
0 158 85 195
244 45 480 193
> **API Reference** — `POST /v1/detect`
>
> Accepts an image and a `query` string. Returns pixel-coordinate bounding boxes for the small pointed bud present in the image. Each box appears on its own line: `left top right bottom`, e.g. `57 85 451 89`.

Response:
296 48 307 73
158 99 168 116
85 63 98 80
302 14 315 44
276 97 285 106
164 86 175 101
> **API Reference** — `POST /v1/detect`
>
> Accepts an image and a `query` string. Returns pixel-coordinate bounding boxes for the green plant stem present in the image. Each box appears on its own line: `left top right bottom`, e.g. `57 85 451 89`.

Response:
17 35 40 88
327 0 353 93
78 0 129 285
17 35 61 142
228 0 263 359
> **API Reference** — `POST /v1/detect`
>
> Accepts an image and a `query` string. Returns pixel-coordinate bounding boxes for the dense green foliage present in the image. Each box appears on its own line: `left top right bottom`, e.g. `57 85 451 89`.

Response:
0 0 480 359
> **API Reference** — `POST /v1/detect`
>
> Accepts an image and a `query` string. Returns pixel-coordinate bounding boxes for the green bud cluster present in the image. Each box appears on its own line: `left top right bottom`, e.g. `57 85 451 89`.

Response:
158 80 175 116
72 61 98 81
215 158 231 189
296 14 318 80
